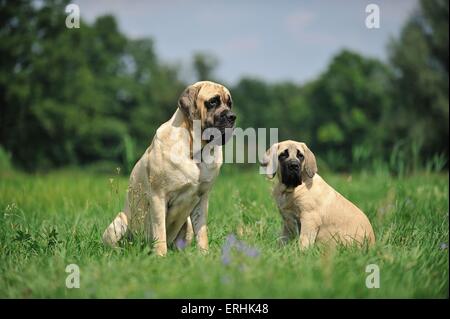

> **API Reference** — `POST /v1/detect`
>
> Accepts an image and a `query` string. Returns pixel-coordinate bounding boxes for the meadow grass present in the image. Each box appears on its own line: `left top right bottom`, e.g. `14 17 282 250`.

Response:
0 166 448 298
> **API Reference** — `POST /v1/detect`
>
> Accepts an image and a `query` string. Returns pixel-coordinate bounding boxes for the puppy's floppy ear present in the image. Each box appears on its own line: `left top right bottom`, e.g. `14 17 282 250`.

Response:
301 143 317 178
260 143 279 179
178 85 200 119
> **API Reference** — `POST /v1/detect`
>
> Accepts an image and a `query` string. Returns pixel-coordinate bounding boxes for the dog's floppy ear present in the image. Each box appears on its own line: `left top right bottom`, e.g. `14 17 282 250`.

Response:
300 143 317 178
260 143 279 179
178 84 200 119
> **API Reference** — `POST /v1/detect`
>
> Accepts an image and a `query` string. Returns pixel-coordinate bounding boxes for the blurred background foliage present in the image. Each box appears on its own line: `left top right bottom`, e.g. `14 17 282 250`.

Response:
0 0 448 174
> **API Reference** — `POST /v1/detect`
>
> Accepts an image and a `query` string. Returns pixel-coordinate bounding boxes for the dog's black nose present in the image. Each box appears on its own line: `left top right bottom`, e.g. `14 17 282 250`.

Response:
226 111 236 122
287 161 300 171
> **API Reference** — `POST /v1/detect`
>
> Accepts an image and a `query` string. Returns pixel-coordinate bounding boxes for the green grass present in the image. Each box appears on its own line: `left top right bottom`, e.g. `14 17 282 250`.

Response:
0 166 448 298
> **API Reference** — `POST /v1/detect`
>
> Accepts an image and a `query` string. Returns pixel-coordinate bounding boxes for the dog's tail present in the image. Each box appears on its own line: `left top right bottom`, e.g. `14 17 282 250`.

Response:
102 212 128 247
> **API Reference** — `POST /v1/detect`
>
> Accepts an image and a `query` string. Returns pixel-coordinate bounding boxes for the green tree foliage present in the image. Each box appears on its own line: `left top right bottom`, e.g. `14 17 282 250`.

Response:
193 52 219 82
305 50 393 170
231 51 392 171
231 78 311 144
0 0 184 171
387 0 449 166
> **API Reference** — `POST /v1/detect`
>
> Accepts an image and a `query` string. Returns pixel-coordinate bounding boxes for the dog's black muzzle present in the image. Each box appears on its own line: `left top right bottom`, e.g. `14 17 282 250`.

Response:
216 110 236 144
281 159 302 188
205 110 236 145
218 110 236 129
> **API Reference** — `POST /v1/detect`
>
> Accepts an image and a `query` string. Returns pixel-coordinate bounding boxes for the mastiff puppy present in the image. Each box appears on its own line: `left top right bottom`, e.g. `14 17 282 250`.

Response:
262 140 375 249
102 81 236 256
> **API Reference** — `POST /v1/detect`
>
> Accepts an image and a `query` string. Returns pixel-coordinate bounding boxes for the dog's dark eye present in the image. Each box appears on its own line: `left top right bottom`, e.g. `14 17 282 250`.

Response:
278 149 289 160
297 150 304 160
206 96 220 109
227 95 233 108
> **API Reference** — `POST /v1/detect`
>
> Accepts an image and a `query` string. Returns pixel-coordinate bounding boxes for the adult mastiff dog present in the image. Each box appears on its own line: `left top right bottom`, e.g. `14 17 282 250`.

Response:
102 81 236 256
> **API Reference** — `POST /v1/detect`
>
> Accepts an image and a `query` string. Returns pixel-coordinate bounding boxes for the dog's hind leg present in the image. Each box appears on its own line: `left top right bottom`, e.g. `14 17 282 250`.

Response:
173 217 194 249
102 212 129 247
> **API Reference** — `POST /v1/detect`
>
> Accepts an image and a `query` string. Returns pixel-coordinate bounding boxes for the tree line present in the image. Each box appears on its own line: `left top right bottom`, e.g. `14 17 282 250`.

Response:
0 0 448 174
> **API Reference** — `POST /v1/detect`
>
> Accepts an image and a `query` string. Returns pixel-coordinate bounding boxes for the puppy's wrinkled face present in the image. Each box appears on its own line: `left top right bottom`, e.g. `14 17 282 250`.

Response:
277 143 305 188
262 140 317 188
196 82 236 144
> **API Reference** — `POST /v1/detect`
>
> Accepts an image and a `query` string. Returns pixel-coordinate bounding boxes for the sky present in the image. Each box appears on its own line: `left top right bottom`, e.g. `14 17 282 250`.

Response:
73 0 419 85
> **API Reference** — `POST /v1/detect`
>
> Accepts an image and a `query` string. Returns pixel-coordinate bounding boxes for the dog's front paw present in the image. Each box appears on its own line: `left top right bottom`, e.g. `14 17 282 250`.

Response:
198 244 209 255
153 242 167 257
